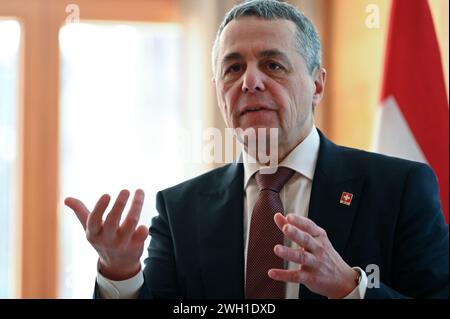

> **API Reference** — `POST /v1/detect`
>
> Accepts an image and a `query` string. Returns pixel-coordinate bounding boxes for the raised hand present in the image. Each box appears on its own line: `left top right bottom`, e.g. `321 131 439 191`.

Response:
269 213 359 299
64 189 149 281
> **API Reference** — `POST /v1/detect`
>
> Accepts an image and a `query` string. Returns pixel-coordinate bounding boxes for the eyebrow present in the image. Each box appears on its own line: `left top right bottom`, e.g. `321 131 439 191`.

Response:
220 52 243 70
257 49 291 66
220 49 293 71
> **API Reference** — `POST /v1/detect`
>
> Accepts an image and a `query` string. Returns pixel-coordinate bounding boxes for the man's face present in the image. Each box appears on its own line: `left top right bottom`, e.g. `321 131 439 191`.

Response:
214 17 325 154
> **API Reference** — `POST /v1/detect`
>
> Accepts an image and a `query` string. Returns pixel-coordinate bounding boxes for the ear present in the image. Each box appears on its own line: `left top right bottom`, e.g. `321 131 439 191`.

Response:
312 67 326 108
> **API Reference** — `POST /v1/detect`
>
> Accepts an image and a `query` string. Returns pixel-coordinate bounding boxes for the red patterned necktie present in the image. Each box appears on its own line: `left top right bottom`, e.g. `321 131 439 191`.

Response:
246 166 295 299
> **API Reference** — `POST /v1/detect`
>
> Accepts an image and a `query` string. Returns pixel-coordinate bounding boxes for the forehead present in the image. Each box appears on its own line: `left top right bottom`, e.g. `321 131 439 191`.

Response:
218 17 298 58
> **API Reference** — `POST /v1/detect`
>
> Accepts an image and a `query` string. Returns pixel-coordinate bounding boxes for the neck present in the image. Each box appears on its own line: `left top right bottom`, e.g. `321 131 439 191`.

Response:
243 124 314 166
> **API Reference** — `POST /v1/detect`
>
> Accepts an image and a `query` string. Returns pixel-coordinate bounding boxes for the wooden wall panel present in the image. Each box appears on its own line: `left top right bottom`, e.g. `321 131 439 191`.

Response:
0 0 179 298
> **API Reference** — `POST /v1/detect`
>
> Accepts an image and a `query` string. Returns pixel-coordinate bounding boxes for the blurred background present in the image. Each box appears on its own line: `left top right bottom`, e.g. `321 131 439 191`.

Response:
0 0 448 298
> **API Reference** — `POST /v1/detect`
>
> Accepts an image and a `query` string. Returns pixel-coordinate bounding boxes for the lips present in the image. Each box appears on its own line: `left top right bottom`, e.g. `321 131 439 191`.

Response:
239 105 275 116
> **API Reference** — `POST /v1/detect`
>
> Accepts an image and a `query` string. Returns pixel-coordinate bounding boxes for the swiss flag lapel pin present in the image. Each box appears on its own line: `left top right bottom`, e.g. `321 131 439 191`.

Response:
340 192 353 206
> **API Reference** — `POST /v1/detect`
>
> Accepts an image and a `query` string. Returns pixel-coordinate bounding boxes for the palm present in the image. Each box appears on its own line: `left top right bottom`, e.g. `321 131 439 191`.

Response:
65 189 149 280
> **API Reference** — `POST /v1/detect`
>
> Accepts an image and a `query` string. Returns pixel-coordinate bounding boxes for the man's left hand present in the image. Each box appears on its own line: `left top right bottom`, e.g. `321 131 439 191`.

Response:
268 213 359 299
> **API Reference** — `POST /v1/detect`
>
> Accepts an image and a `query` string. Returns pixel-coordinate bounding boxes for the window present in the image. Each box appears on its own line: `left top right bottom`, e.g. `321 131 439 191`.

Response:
0 19 21 298
58 22 184 298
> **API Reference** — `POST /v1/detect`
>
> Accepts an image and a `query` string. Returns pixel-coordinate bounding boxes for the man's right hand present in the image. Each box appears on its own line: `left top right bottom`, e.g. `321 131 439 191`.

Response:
64 189 149 281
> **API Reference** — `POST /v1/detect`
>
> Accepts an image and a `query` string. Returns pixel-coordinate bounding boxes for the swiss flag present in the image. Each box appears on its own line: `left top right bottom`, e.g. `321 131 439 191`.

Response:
340 192 353 206
374 0 449 223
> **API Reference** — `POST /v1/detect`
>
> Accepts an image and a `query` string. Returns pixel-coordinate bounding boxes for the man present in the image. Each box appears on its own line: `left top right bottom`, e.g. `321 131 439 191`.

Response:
65 0 449 299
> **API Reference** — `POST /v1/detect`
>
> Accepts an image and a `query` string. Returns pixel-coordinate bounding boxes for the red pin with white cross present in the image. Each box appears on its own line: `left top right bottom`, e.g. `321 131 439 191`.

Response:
340 192 353 206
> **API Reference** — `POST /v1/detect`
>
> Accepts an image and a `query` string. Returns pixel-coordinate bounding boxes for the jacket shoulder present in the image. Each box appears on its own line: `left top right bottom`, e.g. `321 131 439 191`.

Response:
337 145 434 176
158 163 239 199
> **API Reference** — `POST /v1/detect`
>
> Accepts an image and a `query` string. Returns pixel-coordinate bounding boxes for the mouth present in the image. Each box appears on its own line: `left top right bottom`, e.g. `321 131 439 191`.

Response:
239 106 275 116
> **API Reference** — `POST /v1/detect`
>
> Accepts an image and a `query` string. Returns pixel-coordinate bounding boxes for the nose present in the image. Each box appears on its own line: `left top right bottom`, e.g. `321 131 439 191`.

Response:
242 65 265 93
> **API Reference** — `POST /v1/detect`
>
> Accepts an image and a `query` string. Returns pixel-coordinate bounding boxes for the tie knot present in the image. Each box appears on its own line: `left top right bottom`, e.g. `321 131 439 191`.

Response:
255 167 295 193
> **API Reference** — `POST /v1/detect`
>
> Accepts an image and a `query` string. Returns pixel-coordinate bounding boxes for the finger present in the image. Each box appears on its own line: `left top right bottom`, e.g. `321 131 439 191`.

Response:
103 190 130 235
274 244 316 267
286 214 324 238
120 189 145 241
130 224 149 246
86 194 111 237
268 268 307 283
64 197 90 230
274 212 287 231
282 224 320 253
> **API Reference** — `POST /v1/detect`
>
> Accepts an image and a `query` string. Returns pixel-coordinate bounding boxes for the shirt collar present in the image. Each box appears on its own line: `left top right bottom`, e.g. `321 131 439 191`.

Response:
243 126 320 189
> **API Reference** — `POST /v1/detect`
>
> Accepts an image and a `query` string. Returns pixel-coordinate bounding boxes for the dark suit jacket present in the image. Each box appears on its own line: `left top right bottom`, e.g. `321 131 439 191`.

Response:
138 131 448 299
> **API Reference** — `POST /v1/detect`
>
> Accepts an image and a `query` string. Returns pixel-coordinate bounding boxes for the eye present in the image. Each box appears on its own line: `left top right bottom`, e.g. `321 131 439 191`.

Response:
224 64 243 75
266 62 283 71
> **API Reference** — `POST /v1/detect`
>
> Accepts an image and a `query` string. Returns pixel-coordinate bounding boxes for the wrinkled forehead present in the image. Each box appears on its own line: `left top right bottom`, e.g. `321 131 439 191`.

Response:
217 17 298 59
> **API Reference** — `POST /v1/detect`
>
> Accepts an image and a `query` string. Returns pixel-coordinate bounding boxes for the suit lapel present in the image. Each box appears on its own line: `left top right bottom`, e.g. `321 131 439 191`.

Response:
198 163 245 298
300 131 365 299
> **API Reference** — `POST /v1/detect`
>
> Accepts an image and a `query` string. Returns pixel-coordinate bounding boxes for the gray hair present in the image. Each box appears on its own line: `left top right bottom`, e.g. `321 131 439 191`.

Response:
212 0 322 76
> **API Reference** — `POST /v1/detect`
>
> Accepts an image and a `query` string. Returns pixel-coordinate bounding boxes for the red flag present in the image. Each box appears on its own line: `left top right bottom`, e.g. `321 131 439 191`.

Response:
375 0 449 223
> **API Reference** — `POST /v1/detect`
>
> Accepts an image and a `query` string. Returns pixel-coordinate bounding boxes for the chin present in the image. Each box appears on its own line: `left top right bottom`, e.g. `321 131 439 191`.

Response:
234 124 280 147
239 124 280 134
237 116 277 128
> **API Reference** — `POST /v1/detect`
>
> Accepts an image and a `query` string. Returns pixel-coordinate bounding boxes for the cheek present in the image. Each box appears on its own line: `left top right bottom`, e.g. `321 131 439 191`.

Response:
217 82 241 127
274 79 314 126
223 83 241 114
268 82 294 125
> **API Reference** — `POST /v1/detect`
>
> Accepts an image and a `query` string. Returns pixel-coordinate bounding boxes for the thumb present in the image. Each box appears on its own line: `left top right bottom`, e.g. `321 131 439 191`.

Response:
64 197 89 230
133 224 150 243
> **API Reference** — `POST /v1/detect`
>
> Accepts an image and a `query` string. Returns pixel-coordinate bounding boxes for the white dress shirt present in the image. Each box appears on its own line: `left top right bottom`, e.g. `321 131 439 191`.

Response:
97 126 367 299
